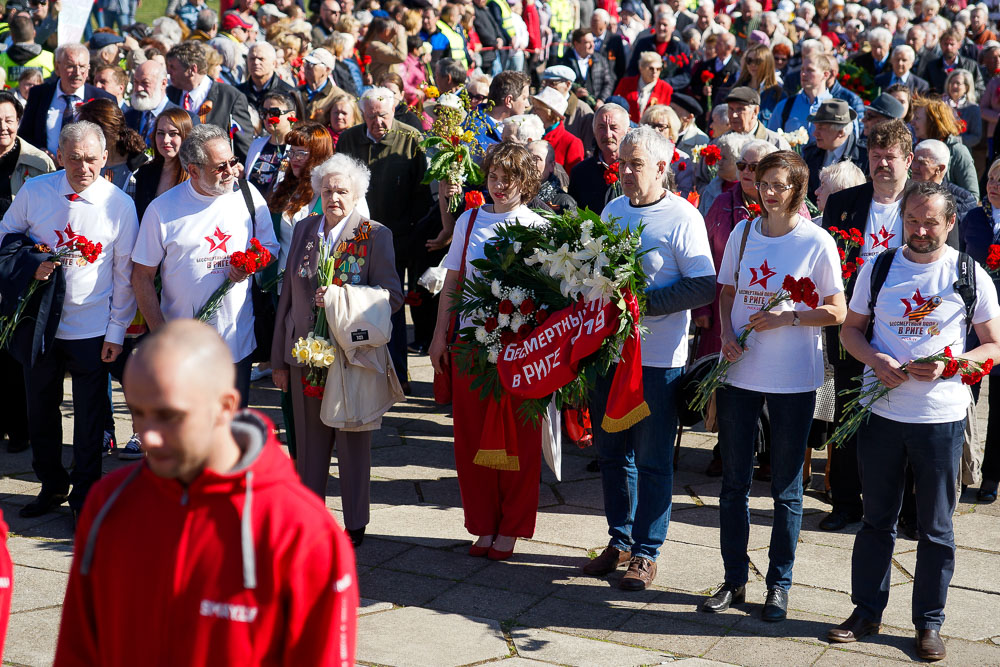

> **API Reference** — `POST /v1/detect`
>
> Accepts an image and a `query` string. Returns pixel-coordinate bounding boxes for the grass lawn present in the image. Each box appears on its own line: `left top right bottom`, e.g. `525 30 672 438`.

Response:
135 0 221 27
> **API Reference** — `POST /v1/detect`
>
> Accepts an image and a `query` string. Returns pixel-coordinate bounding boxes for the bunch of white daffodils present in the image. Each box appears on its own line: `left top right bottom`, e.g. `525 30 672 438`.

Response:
777 126 810 147
292 333 336 369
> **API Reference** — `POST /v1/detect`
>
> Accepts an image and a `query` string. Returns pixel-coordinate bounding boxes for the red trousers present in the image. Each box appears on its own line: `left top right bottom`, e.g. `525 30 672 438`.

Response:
0 511 12 654
451 354 542 538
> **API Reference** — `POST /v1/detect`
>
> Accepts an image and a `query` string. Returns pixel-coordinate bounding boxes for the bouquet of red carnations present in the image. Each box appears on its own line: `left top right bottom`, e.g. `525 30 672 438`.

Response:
0 236 102 349
828 226 865 359
827 345 993 448
690 275 819 414
196 237 272 322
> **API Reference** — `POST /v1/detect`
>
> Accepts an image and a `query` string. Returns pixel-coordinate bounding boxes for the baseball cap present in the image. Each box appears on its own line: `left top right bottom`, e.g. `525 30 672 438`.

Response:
304 47 336 69
222 13 253 31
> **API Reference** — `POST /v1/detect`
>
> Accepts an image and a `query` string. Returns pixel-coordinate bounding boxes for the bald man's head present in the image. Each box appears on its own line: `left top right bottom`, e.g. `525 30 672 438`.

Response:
124 320 242 484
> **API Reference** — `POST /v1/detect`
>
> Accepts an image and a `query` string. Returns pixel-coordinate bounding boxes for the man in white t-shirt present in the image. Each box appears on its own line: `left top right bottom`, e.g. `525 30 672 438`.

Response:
0 121 138 520
584 126 715 590
829 182 1000 662
132 124 279 407
817 119 912 532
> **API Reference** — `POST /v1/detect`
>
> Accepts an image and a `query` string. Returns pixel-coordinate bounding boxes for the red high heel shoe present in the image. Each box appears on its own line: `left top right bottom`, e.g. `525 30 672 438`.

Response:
469 537 494 557
487 537 517 561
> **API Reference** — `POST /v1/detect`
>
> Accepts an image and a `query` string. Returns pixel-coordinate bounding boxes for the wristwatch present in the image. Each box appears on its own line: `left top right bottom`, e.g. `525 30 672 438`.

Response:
791 312 801 327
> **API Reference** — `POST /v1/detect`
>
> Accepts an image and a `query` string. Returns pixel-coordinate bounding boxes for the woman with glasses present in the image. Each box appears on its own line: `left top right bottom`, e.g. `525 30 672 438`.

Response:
697 132 747 217
702 150 846 622
613 51 674 123
245 92 298 196
734 43 787 126
958 158 1000 502
771 42 792 81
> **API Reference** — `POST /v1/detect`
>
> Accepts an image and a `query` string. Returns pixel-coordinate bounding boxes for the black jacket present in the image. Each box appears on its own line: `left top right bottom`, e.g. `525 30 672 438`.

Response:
561 50 616 103
595 30 627 82
236 73 300 115
568 155 617 215
921 54 985 97
689 57 739 110
850 51 891 77
123 100 192 146
131 160 165 222
802 131 867 206
473 5 509 70
332 61 359 97
19 81 116 152
626 34 692 92
873 70 930 95
166 79 255 160
0 233 65 367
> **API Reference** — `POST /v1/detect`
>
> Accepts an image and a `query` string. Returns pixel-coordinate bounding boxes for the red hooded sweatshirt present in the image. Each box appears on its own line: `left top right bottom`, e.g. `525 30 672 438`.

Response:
54 411 358 667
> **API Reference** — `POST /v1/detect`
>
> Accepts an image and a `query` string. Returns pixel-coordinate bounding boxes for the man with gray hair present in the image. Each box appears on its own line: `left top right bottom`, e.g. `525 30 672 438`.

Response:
584 124 715 590
569 103 630 214
20 43 116 158
237 41 298 114
851 27 893 76
131 124 279 406
336 86 430 389
875 44 930 93
912 139 978 220
591 8 627 81
0 121 138 519
125 60 189 146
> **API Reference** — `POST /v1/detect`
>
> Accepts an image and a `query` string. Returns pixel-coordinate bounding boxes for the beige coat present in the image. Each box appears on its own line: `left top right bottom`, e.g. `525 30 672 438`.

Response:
11 138 55 196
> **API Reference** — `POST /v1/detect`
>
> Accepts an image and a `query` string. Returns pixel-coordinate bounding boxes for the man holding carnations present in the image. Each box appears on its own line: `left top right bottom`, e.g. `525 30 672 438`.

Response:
567 103 629 214
582 126 715 591
828 181 1000 662
132 124 279 407
0 122 139 520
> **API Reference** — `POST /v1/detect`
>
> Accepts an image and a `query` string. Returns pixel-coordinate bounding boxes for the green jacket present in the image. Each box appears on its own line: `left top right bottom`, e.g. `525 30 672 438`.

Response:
334 120 431 242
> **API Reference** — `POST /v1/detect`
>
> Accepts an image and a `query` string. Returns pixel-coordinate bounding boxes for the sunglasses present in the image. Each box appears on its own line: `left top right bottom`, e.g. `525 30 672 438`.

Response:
737 161 758 172
745 57 762 65
207 156 240 174
263 107 293 117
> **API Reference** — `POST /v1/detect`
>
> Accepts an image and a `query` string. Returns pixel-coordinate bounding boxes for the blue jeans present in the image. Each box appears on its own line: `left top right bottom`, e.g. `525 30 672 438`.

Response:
717 385 814 590
852 413 964 630
588 365 682 561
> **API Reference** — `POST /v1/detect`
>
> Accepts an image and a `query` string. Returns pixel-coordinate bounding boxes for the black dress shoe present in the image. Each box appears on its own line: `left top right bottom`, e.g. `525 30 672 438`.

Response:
916 629 946 661
19 491 69 518
761 587 788 622
828 610 880 643
6 439 29 454
978 479 998 503
347 527 366 547
701 583 746 613
819 510 862 531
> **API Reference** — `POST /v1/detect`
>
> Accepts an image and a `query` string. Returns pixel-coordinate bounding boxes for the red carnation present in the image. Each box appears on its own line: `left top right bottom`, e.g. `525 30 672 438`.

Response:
782 275 797 292
700 144 722 166
535 308 549 324
604 161 619 185
465 191 485 209
500 330 516 346
267 116 280 125
985 358 995 373
942 359 960 378
700 70 714 83
498 299 515 314
519 298 535 315
677 162 687 171
484 317 499 332
517 324 532 337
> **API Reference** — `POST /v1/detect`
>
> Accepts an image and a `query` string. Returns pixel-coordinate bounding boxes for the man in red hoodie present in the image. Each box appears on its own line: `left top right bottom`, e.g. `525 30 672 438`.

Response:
54 320 359 667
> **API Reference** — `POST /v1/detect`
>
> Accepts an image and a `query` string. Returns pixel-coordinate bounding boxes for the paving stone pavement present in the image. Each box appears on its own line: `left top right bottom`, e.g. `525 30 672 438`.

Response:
3 351 1000 666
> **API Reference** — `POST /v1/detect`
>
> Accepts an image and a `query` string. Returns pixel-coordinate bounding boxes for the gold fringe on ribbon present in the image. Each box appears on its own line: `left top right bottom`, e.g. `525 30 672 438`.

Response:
473 449 521 471
601 401 651 433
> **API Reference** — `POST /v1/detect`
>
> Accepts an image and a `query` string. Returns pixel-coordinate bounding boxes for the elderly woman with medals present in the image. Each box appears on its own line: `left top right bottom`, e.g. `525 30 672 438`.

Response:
271 153 404 547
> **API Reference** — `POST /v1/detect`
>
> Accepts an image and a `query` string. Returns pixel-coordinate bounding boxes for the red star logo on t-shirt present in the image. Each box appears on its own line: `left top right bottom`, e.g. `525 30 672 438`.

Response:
54 223 81 249
204 227 232 253
870 224 896 250
901 289 928 316
748 259 776 289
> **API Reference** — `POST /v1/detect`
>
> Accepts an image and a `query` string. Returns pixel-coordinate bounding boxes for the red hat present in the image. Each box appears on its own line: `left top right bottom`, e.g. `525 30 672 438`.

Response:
222 13 253 31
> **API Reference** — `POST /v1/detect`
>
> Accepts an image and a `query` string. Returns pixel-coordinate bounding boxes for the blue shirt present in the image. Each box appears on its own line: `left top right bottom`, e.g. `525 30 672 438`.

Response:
464 105 502 161
767 89 833 140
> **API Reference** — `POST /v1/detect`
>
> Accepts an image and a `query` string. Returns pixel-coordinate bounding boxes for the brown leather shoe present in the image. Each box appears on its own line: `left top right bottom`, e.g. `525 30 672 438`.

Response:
582 546 630 576
827 611 881 643
916 629 946 661
619 556 657 591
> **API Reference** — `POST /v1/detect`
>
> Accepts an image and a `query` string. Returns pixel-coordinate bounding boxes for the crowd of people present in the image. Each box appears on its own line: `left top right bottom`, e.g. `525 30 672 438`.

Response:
0 0 998 662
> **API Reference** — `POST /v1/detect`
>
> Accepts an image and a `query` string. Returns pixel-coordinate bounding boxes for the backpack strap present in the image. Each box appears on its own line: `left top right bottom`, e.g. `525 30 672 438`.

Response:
955 250 977 333
780 92 795 132
237 178 256 230
865 247 898 341
732 219 753 286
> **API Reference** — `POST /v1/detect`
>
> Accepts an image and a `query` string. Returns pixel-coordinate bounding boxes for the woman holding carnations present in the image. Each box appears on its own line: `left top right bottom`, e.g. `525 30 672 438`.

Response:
697 132 747 217
271 153 403 547
428 143 545 561
959 158 1000 502
702 151 846 621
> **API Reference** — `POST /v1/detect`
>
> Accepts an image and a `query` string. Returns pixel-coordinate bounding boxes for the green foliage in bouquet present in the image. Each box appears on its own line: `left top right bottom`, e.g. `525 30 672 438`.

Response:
451 207 650 424
420 87 485 210
838 60 878 102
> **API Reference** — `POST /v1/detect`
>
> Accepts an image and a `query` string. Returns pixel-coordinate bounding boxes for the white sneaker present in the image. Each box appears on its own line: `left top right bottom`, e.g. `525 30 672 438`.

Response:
118 434 143 460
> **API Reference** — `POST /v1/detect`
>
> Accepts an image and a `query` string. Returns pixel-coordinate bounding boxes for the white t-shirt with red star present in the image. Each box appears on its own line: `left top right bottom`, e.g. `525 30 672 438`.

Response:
132 181 279 362
717 216 844 393
860 199 902 263
849 246 1000 423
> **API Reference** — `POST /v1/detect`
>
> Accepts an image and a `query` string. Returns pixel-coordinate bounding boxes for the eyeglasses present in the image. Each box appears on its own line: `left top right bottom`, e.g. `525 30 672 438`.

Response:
207 156 240 174
287 148 311 159
755 181 795 193
645 122 669 131
263 107 293 117
736 161 758 172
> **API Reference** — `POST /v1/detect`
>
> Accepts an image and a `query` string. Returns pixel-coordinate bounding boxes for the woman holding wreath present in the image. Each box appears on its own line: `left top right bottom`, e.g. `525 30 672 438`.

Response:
271 153 403 548
702 151 846 621
428 143 545 561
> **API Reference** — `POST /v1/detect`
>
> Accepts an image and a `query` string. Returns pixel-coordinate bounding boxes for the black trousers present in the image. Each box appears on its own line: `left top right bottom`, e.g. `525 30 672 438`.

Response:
0 349 28 443
25 336 108 511
983 379 1000 483
830 363 864 516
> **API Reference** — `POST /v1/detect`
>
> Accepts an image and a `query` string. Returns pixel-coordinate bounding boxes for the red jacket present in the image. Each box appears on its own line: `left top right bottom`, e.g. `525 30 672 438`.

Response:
54 411 358 667
613 76 674 123
544 121 584 173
